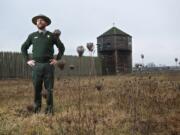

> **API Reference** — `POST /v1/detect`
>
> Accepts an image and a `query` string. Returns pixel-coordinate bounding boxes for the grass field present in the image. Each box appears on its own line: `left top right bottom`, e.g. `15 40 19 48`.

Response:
0 73 179 135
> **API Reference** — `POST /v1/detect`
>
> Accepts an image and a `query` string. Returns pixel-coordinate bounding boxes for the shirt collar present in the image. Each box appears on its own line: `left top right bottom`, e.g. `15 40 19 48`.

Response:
38 29 47 34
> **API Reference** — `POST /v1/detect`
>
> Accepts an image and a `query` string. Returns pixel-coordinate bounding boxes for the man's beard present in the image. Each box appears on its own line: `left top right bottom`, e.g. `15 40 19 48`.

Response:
37 25 46 30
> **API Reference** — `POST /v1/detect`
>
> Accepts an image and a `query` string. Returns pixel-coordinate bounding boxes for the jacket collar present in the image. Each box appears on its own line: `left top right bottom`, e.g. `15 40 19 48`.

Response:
38 29 47 34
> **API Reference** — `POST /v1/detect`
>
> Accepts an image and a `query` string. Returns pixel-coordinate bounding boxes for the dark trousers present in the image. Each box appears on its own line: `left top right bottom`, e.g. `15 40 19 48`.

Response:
32 62 55 112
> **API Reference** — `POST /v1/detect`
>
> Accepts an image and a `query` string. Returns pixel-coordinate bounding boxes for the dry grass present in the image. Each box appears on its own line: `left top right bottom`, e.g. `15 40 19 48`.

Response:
0 74 179 135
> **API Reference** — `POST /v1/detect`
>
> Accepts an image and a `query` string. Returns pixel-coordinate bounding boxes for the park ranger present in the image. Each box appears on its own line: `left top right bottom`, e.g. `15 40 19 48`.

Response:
21 14 65 114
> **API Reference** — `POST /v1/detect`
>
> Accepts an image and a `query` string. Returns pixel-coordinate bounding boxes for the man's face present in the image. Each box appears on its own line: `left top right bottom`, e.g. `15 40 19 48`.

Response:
36 18 47 30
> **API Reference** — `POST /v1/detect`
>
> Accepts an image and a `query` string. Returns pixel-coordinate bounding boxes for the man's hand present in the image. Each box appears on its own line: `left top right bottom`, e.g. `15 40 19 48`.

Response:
50 59 58 65
27 60 35 67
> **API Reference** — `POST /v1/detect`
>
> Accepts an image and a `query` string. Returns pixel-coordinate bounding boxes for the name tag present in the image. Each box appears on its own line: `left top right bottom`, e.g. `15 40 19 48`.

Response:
34 36 38 39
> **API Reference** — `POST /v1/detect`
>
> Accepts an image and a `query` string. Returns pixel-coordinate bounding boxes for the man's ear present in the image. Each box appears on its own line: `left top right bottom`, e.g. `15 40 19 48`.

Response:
35 20 38 26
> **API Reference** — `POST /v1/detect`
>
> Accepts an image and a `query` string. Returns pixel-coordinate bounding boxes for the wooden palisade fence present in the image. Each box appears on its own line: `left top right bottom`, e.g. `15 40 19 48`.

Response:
0 52 102 79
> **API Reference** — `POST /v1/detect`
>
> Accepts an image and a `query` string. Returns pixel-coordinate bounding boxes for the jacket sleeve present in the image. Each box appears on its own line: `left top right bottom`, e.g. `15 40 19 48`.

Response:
53 37 65 60
21 34 32 62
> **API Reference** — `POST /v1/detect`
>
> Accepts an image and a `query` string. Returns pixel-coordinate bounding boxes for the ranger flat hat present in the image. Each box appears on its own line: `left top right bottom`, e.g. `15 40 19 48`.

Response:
32 14 51 25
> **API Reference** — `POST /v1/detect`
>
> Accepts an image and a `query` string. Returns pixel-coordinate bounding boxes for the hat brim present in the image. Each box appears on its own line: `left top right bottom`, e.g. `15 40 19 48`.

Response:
32 15 51 25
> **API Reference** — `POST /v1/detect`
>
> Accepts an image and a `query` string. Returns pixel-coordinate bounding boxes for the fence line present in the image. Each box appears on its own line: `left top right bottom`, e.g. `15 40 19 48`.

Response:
0 52 102 79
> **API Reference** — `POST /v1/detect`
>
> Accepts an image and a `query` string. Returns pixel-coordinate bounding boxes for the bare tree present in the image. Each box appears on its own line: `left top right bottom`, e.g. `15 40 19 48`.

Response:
141 54 144 66
175 58 178 67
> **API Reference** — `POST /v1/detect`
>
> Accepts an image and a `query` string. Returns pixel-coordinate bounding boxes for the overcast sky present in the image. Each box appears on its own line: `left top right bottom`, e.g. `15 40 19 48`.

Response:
0 0 179 66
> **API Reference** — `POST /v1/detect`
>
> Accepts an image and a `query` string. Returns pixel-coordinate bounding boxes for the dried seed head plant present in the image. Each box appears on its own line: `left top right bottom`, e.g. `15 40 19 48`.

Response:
77 46 85 57
175 58 178 62
175 58 178 66
69 64 75 70
76 45 85 132
26 104 34 112
86 42 94 52
95 83 103 91
141 54 144 59
141 54 145 66
53 29 61 38
95 80 103 91
57 60 66 70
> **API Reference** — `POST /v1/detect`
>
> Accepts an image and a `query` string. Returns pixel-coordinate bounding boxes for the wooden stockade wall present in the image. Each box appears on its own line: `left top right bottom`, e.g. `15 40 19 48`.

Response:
0 52 102 79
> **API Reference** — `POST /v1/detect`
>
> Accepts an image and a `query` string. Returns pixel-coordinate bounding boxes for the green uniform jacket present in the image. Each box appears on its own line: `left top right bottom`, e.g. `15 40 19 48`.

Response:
21 31 65 62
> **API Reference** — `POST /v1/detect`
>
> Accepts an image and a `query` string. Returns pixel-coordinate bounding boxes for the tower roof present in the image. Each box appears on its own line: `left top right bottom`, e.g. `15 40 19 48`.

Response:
97 27 131 38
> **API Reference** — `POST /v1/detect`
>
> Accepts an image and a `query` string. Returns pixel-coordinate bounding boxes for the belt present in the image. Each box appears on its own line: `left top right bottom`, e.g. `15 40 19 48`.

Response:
33 57 52 63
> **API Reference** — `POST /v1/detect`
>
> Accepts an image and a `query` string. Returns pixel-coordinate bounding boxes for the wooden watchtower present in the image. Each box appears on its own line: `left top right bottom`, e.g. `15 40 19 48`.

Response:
97 27 132 75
